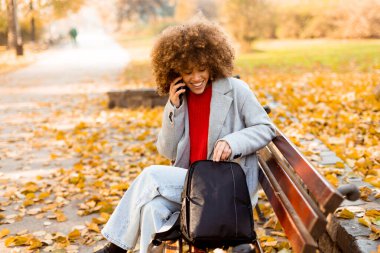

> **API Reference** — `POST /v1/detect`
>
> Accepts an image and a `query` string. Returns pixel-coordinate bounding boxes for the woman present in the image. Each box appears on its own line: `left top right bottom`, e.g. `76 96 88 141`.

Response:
96 19 276 253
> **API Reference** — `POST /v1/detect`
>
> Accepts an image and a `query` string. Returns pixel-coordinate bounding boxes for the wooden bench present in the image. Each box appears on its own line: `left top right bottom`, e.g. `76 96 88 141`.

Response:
158 107 359 253
257 124 359 253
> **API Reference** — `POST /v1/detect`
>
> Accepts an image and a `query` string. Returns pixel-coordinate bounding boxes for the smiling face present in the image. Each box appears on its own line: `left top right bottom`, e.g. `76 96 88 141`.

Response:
180 67 210 95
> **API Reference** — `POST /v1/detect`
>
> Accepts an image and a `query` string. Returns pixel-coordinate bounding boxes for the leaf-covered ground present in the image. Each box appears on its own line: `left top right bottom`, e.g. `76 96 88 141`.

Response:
1 36 380 253
0 97 170 252
0 45 43 75
240 69 380 247
116 38 380 252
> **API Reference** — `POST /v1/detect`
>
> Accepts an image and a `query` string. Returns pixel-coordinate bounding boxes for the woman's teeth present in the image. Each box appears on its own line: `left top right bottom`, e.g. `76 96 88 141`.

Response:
193 81 203 87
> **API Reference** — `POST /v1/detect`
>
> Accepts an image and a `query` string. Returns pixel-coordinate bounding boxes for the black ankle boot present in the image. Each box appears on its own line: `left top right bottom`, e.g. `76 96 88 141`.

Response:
95 242 126 253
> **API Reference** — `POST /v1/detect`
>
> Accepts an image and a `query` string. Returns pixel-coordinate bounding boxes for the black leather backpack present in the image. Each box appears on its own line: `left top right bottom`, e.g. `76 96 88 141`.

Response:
152 160 256 251
180 160 256 250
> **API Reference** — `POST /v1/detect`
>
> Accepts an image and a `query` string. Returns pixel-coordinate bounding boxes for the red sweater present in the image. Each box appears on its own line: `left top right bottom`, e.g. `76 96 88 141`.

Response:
187 85 212 164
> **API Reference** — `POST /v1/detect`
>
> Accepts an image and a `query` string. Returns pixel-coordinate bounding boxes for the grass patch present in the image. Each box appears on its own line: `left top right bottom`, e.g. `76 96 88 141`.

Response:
120 39 380 88
116 35 155 49
120 61 155 88
114 21 177 49
237 39 380 72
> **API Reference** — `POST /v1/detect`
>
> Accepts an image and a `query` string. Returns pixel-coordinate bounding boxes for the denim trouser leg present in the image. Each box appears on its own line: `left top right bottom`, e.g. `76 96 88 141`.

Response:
101 165 187 252
140 196 180 253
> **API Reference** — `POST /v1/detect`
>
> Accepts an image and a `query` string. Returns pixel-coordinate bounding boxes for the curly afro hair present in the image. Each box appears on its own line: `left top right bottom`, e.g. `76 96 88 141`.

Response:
151 19 235 95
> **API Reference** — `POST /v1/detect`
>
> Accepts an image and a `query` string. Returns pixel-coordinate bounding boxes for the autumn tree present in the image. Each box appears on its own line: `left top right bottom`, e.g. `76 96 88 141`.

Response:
174 0 196 21
0 0 85 50
116 0 175 27
0 0 8 44
223 0 275 52
195 0 218 20
174 0 219 21
42 0 85 19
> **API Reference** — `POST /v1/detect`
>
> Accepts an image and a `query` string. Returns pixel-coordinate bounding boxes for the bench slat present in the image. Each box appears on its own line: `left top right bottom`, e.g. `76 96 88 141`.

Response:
267 142 324 216
272 128 343 213
259 146 327 239
258 160 318 253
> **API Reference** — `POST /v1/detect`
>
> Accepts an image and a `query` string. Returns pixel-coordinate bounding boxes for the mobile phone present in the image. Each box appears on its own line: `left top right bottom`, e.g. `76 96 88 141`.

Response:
176 79 187 100
175 78 183 85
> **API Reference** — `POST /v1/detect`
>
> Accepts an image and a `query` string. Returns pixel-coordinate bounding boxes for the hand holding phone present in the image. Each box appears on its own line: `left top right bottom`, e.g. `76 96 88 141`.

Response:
177 79 188 101
170 77 187 108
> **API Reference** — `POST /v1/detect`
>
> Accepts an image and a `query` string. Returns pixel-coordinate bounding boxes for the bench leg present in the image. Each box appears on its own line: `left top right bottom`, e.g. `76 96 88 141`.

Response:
164 240 180 253
255 205 266 223
253 240 263 253
190 246 207 253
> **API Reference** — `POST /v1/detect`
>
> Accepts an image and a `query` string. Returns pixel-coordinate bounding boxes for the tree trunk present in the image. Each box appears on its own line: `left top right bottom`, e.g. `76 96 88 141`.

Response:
6 0 15 50
30 0 35 42
6 0 23 55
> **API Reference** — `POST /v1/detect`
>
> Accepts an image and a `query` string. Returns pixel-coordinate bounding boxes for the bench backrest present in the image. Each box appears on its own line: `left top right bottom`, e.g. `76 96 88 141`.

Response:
258 127 344 253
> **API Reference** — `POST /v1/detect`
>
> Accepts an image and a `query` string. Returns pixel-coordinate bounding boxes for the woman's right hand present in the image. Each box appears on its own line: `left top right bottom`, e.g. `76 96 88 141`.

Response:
169 77 187 108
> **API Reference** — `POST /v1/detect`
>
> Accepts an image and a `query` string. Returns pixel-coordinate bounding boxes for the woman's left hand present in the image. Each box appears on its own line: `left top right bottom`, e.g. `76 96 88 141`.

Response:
213 140 232 162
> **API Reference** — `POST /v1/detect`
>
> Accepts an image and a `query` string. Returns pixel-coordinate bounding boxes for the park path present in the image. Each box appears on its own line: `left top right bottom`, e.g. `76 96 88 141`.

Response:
0 6 129 180
0 7 132 253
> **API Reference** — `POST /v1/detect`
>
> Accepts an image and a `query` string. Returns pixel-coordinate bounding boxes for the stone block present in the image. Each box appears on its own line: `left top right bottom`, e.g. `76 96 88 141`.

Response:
107 89 168 109
326 215 339 242
340 198 367 207
334 217 376 253
318 232 342 253
320 155 342 165
354 239 379 253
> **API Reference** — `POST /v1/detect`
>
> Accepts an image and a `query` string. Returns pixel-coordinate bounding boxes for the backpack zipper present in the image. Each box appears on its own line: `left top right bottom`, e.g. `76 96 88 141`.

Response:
228 163 238 237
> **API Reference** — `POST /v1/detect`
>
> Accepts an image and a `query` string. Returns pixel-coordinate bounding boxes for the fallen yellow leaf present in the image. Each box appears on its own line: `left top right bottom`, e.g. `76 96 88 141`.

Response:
365 209 380 218
359 186 373 201
0 228 10 239
358 217 371 227
23 199 34 207
55 211 67 222
364 175 380 188
335 208 355 219
68 229 81 241
38 192 50 200
325 173 339 188
87 222 100 233
56 130 66 140
28 237 42 250
5 235 29 247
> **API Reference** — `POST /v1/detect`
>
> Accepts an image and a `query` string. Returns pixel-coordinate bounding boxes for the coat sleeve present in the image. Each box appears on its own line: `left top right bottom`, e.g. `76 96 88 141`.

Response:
156 99 186 160
218 88 276 160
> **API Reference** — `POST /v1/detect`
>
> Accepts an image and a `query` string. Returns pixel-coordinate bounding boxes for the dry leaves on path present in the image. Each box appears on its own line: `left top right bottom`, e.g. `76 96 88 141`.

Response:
0 94 170 252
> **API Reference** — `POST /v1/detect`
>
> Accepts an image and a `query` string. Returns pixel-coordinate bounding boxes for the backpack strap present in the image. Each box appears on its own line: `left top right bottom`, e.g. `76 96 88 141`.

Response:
151 211 182 246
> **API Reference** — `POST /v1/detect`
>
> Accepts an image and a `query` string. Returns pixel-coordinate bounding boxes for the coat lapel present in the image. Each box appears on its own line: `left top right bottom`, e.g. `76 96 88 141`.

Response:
207 78 233 158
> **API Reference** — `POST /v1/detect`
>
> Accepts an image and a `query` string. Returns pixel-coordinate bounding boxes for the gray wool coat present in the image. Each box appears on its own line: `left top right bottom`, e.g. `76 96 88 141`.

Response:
156 77 276 206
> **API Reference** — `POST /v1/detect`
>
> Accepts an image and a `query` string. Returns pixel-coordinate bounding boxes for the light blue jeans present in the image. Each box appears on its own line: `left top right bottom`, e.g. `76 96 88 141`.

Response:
101 165 187 253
